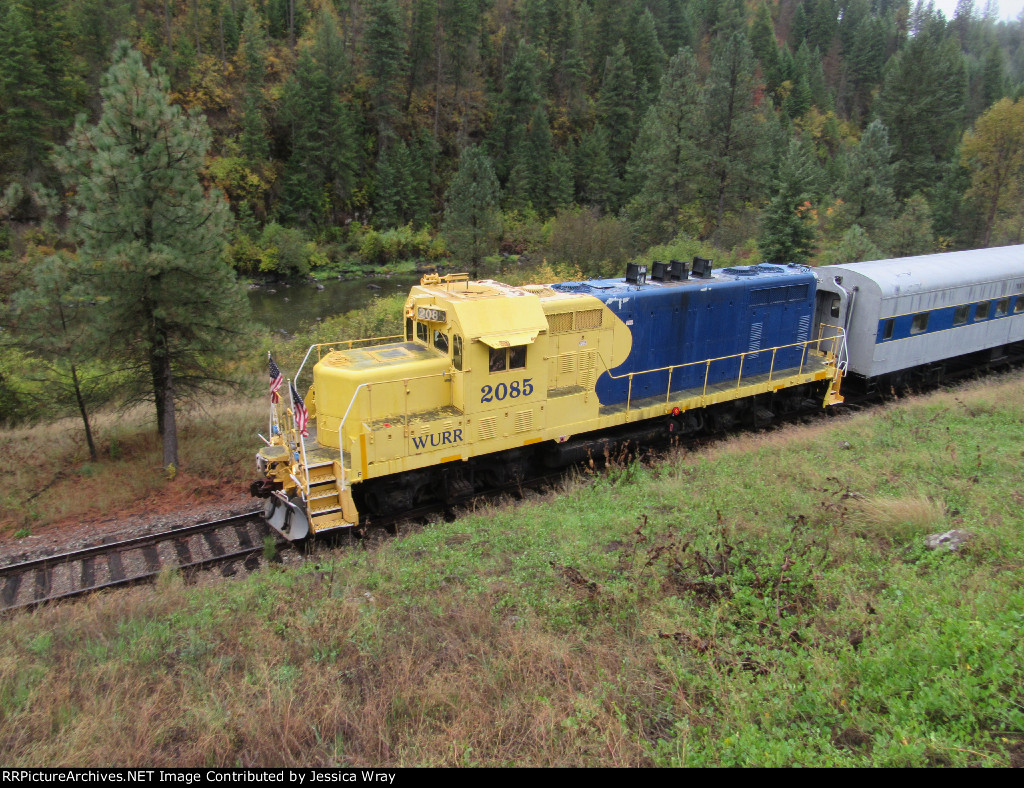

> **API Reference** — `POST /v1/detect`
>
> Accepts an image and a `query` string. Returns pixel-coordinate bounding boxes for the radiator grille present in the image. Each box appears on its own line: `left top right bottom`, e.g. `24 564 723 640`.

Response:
575 309 603 330
547 312 573 333
478 417 497 441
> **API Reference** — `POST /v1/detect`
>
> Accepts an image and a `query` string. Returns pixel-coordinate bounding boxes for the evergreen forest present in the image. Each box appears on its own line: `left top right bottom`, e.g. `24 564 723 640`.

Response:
1 0 1023 278
2 0 1024 438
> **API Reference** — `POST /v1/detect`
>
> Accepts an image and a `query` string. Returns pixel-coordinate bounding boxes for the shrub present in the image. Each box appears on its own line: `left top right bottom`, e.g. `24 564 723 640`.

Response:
541 207 633 278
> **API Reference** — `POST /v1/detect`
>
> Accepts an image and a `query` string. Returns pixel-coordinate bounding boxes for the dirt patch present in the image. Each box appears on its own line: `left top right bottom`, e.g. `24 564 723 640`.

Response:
0 475 255 567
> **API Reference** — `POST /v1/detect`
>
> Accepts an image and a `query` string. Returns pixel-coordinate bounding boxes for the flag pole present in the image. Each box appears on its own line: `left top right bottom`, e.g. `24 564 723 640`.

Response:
288 378 310 500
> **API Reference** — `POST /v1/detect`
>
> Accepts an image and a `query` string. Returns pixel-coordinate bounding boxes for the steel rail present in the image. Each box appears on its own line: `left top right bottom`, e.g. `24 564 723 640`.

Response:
0 511 283 614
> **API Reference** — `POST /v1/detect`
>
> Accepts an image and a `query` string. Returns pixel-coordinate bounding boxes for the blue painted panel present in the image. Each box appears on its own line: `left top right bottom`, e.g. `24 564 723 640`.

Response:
562 265 817 406
875 295 1024 344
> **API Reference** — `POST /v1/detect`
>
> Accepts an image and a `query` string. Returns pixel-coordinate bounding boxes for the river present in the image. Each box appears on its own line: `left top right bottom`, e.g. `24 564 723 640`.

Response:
247 274 421 335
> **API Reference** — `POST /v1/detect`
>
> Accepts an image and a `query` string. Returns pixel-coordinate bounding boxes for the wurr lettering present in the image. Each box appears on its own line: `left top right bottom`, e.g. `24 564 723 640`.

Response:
411 429 463 450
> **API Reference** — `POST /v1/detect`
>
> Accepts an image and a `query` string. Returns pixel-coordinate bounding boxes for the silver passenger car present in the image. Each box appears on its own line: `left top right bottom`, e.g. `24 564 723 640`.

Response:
813 246 1024 380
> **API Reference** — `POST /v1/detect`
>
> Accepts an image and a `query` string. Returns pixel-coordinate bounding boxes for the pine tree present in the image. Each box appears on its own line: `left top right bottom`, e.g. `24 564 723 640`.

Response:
442 145 501 279
750 2 779 81
237 4 270 163
629 8 667 107
505 106 555 214
574 124 619 212
279 13 361 227
55 43 251 472
837 119 897 235
5 253 103 459
881 193 936 257
598 41 638 179
759 138 819 264
699 31 768 236
876 28 967 199
626 47 703 243
366 0 407 138
490 41 543 182
0 0 78 180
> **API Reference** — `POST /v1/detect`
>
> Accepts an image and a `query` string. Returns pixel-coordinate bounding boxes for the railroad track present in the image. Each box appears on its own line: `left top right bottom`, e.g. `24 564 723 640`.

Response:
0 512 284 614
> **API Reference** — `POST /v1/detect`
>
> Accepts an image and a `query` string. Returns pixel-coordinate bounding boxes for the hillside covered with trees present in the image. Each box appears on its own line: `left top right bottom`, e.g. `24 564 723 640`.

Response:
2 0 1024 439
1 0 1022 275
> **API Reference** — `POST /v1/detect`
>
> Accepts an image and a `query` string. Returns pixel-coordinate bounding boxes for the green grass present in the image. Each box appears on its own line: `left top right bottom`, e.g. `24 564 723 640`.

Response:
1 373 1022 765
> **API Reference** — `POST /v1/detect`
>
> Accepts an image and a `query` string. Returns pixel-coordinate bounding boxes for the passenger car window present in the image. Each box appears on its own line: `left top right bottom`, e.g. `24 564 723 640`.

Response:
995 299 1009 317
1015 297 1024 313
975 302 990 320
883 319 894 340
953 305 969 326
911 313 929 334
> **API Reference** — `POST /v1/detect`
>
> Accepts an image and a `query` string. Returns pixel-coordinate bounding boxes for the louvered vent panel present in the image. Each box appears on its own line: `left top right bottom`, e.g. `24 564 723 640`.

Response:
797 314 811 343
578 351 598 388
559 354 577 375
514 411 532 432
748 322 763 359
547 312 573 334
478 417 497 441
575 309 603 330
751 289 769 306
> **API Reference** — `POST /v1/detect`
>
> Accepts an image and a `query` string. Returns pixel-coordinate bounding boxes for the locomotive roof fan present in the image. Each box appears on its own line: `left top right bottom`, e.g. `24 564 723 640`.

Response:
668 259 690 281
625 262 648 285
692 256 713 279
650 260 669 281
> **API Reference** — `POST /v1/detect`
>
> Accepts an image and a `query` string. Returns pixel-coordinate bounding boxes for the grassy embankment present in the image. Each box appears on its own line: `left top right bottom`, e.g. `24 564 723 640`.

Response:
1 372 1022 766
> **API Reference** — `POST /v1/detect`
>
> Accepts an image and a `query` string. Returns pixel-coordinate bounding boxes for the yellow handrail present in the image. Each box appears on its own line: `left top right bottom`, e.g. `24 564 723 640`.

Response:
592 326 846 414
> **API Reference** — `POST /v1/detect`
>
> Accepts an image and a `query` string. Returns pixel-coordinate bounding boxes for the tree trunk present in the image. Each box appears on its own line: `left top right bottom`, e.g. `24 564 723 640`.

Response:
70 362 98 461
160 353 179 472
151 347 166 435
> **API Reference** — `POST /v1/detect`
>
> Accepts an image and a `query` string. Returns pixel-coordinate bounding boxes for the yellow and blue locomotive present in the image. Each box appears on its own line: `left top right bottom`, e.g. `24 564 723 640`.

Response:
251 261 846 539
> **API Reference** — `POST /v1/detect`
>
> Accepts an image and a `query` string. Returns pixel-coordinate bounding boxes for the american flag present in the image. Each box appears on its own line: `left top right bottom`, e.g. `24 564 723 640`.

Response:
268 354 283 403
290 380 309 438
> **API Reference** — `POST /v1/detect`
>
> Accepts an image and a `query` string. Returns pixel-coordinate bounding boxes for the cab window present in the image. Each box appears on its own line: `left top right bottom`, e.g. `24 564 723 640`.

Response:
830 295 840 319
405 317 413 341
433 329 449 354
416 321 428 343
489 346 527 372
452 335 463 370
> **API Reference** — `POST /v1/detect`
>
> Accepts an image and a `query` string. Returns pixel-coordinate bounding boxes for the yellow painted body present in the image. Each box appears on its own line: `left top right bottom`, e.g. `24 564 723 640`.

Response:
264 275 845 535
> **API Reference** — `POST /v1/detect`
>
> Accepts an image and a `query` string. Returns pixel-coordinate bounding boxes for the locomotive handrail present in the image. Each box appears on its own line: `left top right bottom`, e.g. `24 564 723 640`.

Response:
335 369 453 492
596 327 847 414
294 334 405 390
